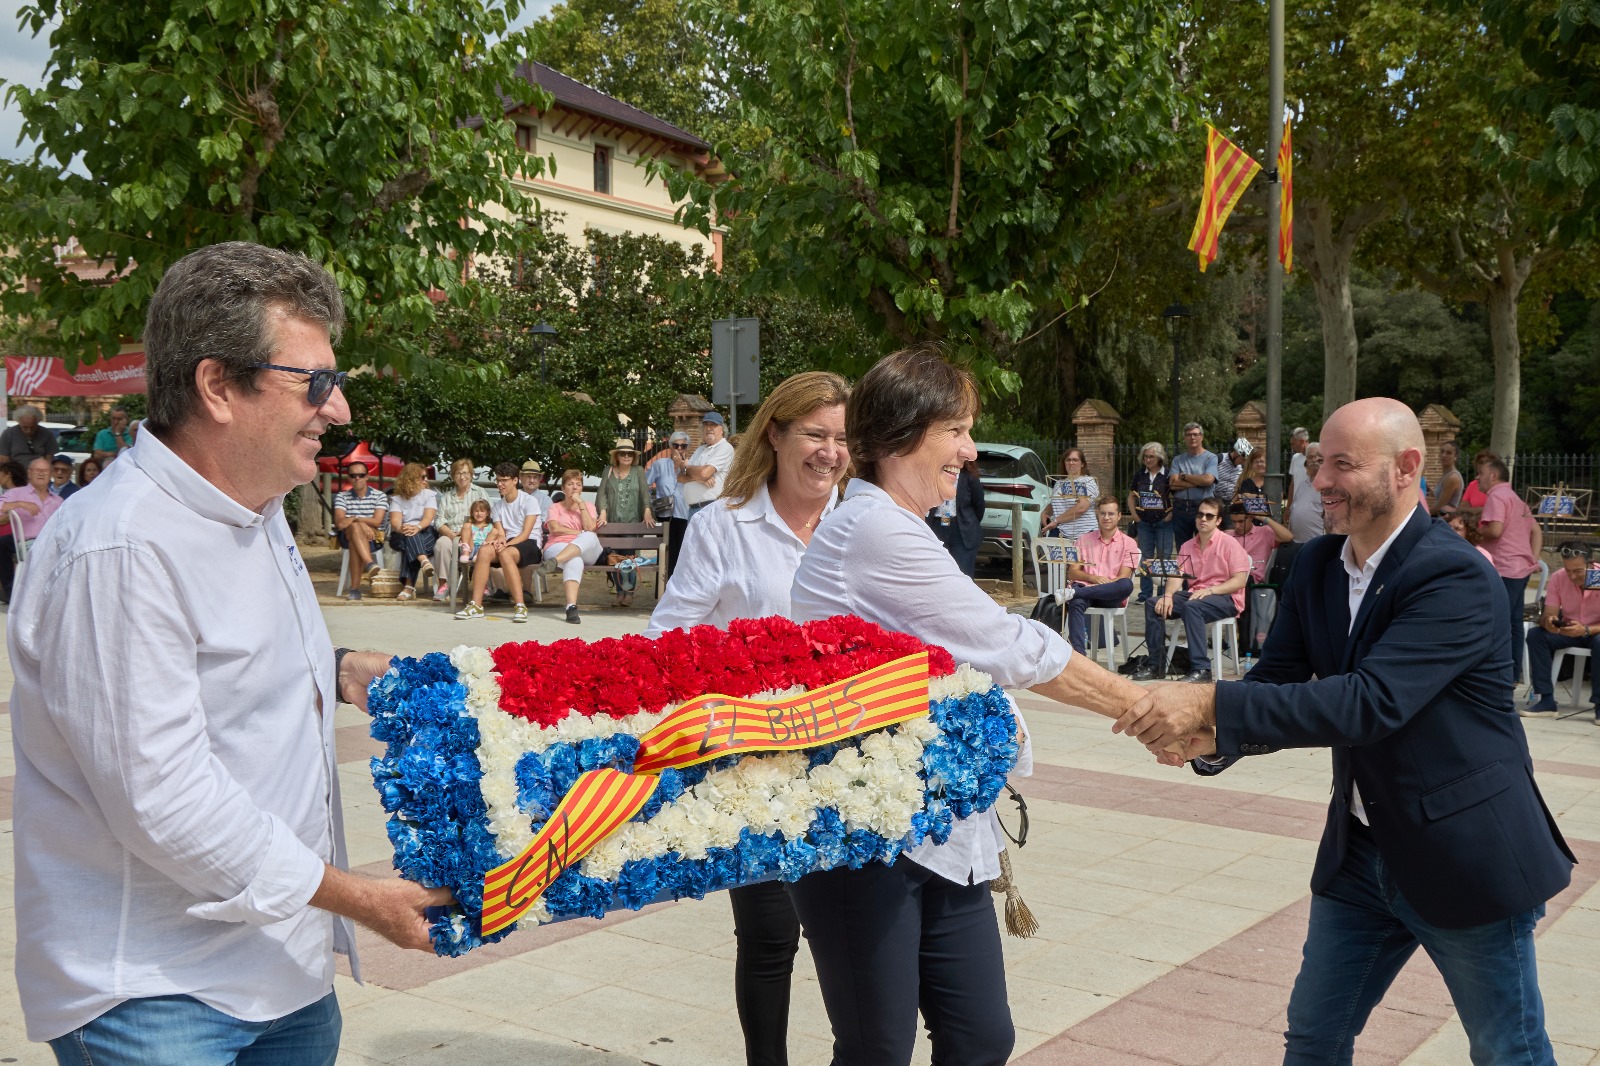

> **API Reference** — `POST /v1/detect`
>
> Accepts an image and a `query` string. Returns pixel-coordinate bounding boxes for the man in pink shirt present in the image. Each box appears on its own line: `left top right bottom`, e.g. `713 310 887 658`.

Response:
1476 456 1540 684
1060 496 1141 654
1522 542 1600 720
1133 496 1252 683
1227 499 1294 580
0 456 63 602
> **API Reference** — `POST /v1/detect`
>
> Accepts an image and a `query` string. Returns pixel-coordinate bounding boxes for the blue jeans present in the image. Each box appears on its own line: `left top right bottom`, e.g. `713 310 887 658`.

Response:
49 991 340 1066
1065 578 1133 653
1526 628 1600 705
1143 589 1236 673
1133 517 1173 599
1285 824 1553 1065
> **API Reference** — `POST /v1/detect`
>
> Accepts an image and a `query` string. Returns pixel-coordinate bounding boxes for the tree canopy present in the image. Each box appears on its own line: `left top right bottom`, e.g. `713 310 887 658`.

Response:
0 0 547 371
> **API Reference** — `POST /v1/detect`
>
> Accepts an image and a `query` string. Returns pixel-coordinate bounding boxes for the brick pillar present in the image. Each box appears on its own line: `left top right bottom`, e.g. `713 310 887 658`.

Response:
667 393 715 448
1071 399 1121 495
1233 401 1267 460
1417 404 1462 490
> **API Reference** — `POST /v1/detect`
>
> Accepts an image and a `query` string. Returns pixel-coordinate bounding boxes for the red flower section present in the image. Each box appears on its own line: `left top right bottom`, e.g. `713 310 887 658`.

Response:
489 614 956 727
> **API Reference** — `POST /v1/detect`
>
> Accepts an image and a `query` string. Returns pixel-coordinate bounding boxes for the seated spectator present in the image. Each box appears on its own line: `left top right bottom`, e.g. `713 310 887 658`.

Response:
332 462 388 601
597 438 653 607
1 406 57 465
0 456 64 601
92 405 133 463
1042 447 1098 539
543 468 603 625
49 454 78 499
520 459 554 513
458 499 495 565
0 459 24 492
386 462 439 601
75 455 102 493
455 462 543 622
1132 497 1251 683
431 457 490 600
1228 499 1294 581
1441 506 1497 566
1521 542 1600 721
1059 496 1140 654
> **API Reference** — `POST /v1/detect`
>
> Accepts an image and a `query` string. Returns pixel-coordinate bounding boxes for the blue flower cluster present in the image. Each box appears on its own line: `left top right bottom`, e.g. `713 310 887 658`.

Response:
368 654 1020 957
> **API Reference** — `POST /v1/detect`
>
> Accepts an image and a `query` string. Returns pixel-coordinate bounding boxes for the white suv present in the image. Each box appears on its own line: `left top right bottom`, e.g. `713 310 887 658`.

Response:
975 444 1051 563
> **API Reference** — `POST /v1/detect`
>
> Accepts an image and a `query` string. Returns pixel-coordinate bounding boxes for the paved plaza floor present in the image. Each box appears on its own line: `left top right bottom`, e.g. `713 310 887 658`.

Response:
2 593 1599 1065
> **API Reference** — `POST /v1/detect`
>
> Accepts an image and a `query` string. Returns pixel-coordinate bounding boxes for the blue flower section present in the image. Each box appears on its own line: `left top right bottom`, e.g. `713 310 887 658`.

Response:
369 653 1019 956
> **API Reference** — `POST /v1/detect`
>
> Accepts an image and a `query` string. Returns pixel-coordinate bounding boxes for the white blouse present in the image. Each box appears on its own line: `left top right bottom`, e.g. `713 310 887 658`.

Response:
647 482 835 636
791 479 1060 886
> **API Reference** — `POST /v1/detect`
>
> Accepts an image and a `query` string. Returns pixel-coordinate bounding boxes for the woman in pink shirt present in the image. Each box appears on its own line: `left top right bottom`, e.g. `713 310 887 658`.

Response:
543 469 601 624
1059 496 1140 653
1522 542 1600 719
1475 455 1541 684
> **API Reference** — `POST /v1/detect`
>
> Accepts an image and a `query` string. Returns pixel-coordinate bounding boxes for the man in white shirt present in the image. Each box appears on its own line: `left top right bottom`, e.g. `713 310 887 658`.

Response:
1284 425 1309 512
669 412 734 580
455 461 543 622
9 242 447 1063
1288 441 1325 542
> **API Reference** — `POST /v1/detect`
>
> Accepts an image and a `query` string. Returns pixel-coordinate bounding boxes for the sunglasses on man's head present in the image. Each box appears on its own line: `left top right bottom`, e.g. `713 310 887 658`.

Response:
251 362 349 406
1559 547 1592 559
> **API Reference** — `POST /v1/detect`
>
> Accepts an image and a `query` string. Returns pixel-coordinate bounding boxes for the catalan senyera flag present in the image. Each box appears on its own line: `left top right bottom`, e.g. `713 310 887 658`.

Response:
1278 118 1294 272
1187 125 1263 272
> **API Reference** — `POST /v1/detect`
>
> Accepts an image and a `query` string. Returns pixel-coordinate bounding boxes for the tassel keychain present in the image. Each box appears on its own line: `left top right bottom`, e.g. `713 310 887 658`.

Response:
990 848 1040 938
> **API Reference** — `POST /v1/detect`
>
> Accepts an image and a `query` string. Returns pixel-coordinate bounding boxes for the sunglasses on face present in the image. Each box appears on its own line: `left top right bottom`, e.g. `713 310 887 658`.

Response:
349 471 369 478
1196 512 1220 521
1560 547 1592 559
251 362 349 406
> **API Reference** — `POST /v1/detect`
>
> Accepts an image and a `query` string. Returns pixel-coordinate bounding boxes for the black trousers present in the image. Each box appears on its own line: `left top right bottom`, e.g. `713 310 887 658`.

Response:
729 881 801 1066
667 515 689 579
786 857 1013 1066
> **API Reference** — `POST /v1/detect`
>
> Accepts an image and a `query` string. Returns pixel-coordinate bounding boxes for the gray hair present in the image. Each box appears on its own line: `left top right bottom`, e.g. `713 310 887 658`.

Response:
1290 426 1310 442
1181 421 1203 435
12 404 41 421
1139 441 1168 464
143 242 345 433
1305 441 1322 455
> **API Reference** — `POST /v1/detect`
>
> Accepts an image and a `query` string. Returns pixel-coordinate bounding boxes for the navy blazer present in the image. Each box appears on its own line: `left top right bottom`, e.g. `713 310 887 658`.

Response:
1200 506 1573 928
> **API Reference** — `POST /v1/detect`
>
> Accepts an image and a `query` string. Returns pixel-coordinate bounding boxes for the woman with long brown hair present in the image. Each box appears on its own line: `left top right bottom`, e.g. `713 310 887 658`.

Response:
647 370 850 1066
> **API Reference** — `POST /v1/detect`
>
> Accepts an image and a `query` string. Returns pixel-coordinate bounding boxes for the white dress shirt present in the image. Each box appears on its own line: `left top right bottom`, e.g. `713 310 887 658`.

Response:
679 438 736 508
1339 513 1411 826
791 480 1060 885
647 482 835 636
8 430 356 1041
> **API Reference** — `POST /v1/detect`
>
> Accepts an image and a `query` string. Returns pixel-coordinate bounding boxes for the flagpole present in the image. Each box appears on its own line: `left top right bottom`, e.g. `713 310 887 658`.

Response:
1265 0 1285 508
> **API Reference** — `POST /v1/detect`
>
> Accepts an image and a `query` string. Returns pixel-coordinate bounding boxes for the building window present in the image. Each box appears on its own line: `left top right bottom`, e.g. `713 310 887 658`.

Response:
515 124 536 153
593 145 611 194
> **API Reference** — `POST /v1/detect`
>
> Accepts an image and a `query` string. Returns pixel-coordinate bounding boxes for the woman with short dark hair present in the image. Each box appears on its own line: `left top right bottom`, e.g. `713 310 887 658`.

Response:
788 347 1152 1066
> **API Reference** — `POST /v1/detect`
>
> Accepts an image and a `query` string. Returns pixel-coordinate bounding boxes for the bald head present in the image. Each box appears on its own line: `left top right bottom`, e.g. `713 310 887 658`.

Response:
1325 397 1425 461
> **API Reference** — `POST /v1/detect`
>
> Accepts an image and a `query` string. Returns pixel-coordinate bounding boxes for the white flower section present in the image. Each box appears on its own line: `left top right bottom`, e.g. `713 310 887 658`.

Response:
447 643 990 865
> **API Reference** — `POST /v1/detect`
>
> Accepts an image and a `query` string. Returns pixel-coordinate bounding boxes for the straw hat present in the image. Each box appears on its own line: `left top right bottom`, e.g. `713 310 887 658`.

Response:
609 438 638 461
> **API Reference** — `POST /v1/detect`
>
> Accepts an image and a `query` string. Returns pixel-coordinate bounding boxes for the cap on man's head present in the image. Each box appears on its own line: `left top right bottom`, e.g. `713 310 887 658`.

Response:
520 460 542 474
52 454 73 465
701 411 726 427
669 430 690 443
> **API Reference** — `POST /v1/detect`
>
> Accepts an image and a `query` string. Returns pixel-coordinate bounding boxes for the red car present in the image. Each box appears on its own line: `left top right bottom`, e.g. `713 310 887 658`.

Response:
317 442 405 491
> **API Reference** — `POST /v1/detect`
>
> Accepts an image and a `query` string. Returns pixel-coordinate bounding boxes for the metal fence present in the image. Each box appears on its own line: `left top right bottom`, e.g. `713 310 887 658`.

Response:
1513 453 1598 497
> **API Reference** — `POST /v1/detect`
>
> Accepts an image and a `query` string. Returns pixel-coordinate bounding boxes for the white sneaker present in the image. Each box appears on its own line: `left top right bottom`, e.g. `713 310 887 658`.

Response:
455 602 484 620
513 604 529 623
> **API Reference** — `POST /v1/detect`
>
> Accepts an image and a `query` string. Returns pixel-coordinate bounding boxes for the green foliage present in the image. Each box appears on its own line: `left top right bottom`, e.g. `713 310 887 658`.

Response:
660 0 1191 387
418 223 884 437
0 0 549 371
335 372 622 476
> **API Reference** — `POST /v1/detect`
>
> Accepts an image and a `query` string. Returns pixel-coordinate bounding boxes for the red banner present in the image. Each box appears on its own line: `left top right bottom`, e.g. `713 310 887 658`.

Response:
5 353 146 396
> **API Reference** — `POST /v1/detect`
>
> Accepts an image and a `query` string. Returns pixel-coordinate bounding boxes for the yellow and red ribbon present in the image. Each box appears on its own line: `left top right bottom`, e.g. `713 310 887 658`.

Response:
479 651 931 935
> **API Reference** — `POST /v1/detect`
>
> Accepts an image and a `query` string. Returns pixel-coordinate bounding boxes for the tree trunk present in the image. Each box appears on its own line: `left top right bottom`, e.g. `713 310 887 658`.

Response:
1303 197 1360 419
1484 278 1522 464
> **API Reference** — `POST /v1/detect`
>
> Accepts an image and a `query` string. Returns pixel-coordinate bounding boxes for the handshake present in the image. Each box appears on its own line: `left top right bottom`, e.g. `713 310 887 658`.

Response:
1111 681 1220 765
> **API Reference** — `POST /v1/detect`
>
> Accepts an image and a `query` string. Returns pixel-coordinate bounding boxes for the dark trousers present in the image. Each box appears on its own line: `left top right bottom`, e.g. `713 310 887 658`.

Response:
1171 500 1203 550
1143 589 1237 673
929 520 978 577
1133 517 1173 599
1065 577 1133 653
1501 574 1531 684
729 881 801 1066
0 532 15 599
1284 823 1553 1065
386 528 438 587
786 857 1013 1066
667 516 689 579
1526 628 1600 705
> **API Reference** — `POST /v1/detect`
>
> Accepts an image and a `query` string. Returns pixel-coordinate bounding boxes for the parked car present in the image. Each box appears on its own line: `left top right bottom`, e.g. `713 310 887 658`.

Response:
974 444 1050 564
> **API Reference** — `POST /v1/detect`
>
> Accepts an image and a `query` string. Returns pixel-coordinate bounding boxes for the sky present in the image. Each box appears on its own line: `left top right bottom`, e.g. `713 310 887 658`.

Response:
0 0 562 164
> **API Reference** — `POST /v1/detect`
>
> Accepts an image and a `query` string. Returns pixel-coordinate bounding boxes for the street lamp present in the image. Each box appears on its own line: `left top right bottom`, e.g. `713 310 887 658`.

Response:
1161 303 1192 457
530 321 558 386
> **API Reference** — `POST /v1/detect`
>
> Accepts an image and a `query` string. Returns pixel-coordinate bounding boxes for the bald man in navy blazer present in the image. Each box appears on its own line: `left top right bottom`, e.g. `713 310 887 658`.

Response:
1116 398 1574 1066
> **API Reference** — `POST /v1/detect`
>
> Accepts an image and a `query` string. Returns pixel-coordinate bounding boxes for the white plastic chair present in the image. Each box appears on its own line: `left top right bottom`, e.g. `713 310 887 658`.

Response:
1522 560 1553 684
1030 536 1074 597
1164 615 1242 679
1550 647 1592 709
1085 606 1130 672
10 510 28 564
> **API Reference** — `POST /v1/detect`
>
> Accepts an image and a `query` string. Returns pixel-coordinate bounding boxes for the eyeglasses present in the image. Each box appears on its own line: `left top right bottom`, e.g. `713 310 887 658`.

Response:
1560 547 1592 559
1196 512 1220 521
251 362 349 406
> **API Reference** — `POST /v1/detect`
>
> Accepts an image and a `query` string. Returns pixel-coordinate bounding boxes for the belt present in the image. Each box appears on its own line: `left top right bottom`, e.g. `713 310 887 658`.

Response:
688 502 710 514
